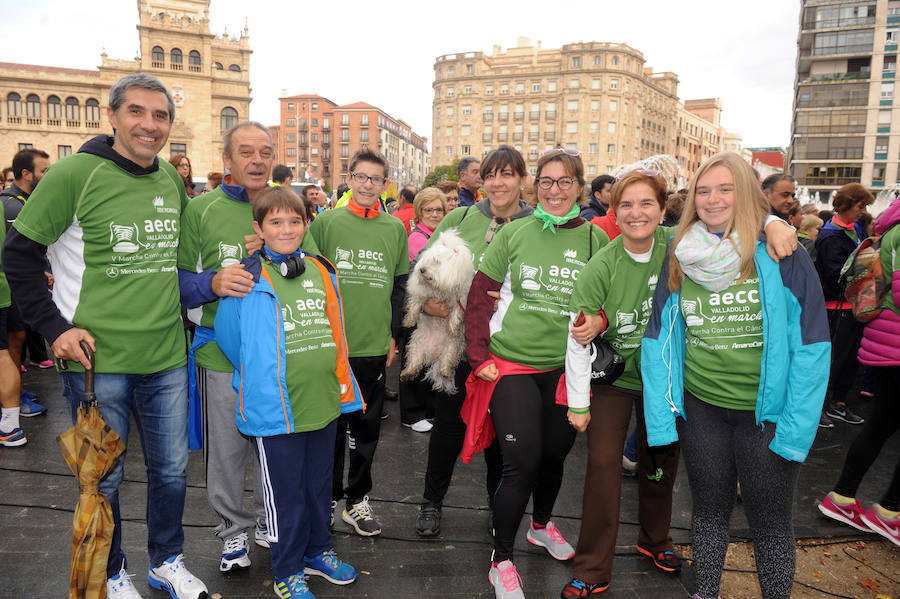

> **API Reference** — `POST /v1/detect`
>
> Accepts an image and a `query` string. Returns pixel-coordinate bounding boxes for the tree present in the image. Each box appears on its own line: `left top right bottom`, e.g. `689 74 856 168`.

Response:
423 159 459 188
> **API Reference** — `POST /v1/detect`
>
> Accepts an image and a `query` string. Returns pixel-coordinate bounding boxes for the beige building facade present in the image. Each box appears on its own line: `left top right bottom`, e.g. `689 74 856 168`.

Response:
0 0 251 177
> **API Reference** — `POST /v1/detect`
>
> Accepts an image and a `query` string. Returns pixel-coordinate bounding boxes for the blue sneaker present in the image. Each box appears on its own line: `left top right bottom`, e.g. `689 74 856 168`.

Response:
303 550 358 585
20 389 38 400
273 573 315 598
19 395 46 417
1 427 27 447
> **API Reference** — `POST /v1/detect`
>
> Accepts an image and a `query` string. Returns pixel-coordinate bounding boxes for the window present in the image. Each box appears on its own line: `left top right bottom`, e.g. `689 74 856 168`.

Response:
312 103 318 110
876 136 889 153
342 145 349 157
591 78 601 90
569 78 580 89
566 121 578 133
548 80 557 92
882 82 895 100
361 129 369 142
446 146 452 156
887 56 898 73
448 65 455 74
608 122 616 133
609 100 618 112
85 98 100 123
287 133 296 142
588 165 597 175
65 97 80 122
214 62 223 70
7 92 22 117
287 103 294 111
572 57 581 67
461 104 472 116
589 122 598 134
341 129 349 141
445 126 452 137
447 106 454 117
220 106 238 131
58 145 72 159
888 29 898 44
532 82 541 92
341 114 349 125
610 78 619 90
312 118 318 127
229 64 241 72
170 143 186 156
465 85 472 95
500 84 509 94
323 118 329 128
26 94 40 120
567 100 579 112
873 163 886 182
462 144 471 154
466 64 474 74
361 114 369 125
170 48 182 69
152 46 164 65
589 143 597 154
878 110 892 125
47 95 62 120
447 87 455 97
590 100 599 112
516 83 525 94
593 56 602 65
611 55 619 65
486 85 494 95
188 50 201 71
18 143 33 151
287 118 296 127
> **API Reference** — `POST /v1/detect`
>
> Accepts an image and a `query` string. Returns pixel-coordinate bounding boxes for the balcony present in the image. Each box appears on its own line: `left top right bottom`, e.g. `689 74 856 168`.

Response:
528 132 538 141
805 71 870 83
513 132 523 141
483 112 493 121
802 175 861 186
514 111 524 120
66 120 80 128
189 64 201 73
800 44 873 58
48 119 61 127
545 111 557 119
544 132 556 141
497 133 508 142
27 117 41 125
529 111 540 119
497 112 509 121
801 16 875 31
171 63 183 71
151 61 165 69
300 125 308 131
482 133 492 142
322 126 330 132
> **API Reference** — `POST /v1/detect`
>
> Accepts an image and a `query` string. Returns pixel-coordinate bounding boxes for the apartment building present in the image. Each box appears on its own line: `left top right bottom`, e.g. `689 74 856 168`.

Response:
432 38 680 179
789 0 900 192
274 95 429 190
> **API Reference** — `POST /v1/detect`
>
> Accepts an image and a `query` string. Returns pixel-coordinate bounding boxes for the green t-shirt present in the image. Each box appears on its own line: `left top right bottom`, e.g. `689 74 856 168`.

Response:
0 209 9 308
262 261 340 431
681 269 763 410
569 227 669 390
478 216 609 369
178 187 319 372
307 206 408 357
13 153 188 374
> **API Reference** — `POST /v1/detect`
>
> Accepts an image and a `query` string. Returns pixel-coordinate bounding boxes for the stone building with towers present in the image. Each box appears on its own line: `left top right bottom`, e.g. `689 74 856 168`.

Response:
0 0 252 177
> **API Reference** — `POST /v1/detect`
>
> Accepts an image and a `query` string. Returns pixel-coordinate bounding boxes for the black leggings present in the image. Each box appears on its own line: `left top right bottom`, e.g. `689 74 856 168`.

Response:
490 368 576 562
422 361 502 505
677 391 799 599
835 366 900 511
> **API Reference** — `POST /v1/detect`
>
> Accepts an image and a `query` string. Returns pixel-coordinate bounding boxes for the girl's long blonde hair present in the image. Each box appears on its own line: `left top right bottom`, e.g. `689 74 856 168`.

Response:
668 152 768 292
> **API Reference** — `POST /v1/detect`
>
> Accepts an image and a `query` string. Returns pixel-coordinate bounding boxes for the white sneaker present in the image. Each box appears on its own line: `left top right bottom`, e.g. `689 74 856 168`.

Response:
220 531 251 572
525 520 575 560
107 566 143 599
403 419 434 433
148 554 209 599
254 521 270 549
488 560 525 599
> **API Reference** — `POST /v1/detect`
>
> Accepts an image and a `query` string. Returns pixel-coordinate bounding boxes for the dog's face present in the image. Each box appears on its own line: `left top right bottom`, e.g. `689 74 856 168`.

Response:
413 231 474 293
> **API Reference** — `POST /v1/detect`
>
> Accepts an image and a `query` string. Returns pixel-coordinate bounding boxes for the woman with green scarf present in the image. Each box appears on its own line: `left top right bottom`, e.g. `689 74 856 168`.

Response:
464 148 609 599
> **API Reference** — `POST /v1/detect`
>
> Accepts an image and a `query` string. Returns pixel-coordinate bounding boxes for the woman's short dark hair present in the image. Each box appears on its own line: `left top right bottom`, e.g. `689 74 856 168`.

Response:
480 145 526 178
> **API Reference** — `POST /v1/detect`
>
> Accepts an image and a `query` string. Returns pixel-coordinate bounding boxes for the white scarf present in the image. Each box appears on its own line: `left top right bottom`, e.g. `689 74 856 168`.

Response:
674 222 742 292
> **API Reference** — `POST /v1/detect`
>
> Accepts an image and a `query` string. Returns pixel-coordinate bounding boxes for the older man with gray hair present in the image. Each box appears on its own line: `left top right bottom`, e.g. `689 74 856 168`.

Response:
3 73 208 598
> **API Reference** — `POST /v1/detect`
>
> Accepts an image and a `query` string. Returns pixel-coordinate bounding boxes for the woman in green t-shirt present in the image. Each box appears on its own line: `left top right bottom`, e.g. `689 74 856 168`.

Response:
561 170 682 597
465 148 608 599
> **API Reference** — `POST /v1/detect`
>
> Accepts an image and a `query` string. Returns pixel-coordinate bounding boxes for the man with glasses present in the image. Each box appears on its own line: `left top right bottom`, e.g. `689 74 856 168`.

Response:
762 173 798 222
178 121 318 575
308 148 409 537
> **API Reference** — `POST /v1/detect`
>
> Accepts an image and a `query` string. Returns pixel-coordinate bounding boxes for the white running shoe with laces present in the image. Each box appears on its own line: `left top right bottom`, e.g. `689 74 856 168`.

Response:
148 553 209 599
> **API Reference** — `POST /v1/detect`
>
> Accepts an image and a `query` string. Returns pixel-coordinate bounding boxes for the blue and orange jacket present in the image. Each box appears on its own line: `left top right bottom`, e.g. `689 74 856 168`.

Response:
641 239 831 463
214 252 364 437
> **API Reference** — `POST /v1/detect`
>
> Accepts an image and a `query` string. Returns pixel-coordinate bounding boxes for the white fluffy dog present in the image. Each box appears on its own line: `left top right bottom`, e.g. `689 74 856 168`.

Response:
402 229 474 394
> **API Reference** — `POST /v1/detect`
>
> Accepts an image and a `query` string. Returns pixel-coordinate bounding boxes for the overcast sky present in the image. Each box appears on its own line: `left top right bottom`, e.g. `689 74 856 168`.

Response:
5 0 801 152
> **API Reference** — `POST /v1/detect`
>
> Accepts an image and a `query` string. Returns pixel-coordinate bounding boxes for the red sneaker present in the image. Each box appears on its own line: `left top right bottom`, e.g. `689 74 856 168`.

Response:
860 505 900 547
818 492 869 533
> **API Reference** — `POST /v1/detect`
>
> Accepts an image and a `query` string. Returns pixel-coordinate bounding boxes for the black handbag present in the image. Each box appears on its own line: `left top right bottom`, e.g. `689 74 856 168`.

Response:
588 335 626 385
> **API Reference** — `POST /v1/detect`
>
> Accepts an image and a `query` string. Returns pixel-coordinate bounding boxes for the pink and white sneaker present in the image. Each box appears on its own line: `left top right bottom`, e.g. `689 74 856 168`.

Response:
818 492 869 533
488 560 524 599
861 505 900 547
525 520 575 561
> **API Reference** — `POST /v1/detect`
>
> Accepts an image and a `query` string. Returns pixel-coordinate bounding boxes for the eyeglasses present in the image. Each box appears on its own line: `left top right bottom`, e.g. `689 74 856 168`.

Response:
484 216 507 245
541 147 582 158
615 169 662 181
536 176 578 191
421 207 445 215
349 172 387 186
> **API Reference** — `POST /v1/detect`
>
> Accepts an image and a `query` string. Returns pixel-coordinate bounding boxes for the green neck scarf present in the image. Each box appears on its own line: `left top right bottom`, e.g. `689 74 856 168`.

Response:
534 203 580 234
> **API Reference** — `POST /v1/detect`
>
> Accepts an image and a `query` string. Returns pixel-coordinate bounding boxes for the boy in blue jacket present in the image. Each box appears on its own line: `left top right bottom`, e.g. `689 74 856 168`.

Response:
215 186 364 599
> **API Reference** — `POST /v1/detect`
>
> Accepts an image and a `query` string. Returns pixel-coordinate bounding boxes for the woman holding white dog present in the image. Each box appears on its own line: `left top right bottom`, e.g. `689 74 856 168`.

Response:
414 146 533 538
399 188 448 432
465 148 609 599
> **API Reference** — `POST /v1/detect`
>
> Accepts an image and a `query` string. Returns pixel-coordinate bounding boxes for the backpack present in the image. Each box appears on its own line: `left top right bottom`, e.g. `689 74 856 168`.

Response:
839 231 891 323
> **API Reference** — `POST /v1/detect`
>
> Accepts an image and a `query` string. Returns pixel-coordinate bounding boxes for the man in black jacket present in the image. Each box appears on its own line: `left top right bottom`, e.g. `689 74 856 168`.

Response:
580 174 614 220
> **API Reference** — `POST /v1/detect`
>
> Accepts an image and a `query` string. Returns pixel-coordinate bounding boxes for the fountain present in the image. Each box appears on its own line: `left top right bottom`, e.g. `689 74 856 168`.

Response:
873 184 900 218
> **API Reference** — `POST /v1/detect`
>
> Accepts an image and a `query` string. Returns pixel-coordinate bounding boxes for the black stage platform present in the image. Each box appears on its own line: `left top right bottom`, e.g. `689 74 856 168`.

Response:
2 366 897 598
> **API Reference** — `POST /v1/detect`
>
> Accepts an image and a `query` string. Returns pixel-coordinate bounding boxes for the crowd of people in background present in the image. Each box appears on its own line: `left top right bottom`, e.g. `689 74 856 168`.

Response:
1 72 899 599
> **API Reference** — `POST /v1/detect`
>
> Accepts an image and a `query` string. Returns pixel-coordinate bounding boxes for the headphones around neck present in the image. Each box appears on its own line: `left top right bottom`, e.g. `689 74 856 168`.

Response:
261 247 306 279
